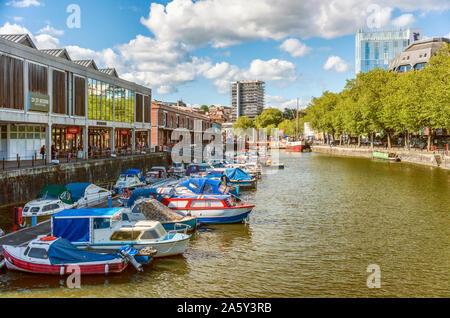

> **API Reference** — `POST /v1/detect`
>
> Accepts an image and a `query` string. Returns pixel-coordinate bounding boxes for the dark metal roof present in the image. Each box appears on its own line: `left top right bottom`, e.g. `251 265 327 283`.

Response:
73 59 98 70
99 68 119 78
0 34 36 49
39 48 72 61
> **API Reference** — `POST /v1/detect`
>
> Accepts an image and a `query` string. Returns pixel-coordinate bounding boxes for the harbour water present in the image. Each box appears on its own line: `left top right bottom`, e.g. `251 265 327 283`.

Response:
0 152 449 297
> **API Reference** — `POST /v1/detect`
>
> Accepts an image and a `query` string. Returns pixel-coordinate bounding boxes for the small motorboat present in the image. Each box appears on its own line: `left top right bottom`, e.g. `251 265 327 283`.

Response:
51 208 190 258
185 163 213 178
145 167 168 185
22 185 76 226
160 194 255 224
1 236 149 275
66 183 113 208
114 169 146 194
372 151 401 162
224 168 257 191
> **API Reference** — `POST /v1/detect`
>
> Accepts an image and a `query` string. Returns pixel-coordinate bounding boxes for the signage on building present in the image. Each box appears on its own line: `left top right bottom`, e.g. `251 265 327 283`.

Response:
97 122 107 126
67 126 79 134
66 134 74 140
119 129 129 135
29 92 50 112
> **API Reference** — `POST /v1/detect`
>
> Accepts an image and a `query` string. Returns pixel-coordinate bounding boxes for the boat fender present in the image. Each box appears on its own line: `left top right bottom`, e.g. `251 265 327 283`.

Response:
105 264 109 275
60 266 64 276
40 236 57 242
122 190 131 199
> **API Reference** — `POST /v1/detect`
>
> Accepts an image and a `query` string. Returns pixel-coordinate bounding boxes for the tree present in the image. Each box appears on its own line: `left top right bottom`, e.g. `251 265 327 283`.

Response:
200 105 209 113
233 116 255 130
254 108 284 129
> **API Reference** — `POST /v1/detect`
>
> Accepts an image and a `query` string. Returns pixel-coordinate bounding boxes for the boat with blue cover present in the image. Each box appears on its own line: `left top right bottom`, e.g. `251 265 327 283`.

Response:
206 168 257 191
114 169 146 194
1 236 147 275
51 208 190 258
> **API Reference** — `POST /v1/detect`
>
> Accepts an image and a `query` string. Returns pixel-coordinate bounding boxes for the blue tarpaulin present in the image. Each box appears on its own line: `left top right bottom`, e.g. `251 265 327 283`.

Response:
225 168 253 181
53 208 123 218
126 189 157 207
52 217 90 243
66 183 90 202
178 178 226 195
121 169 145 181
47 238 118 265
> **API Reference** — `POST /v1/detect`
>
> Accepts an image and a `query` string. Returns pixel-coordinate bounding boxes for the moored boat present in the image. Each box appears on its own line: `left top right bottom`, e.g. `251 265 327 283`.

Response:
372 151 400 162
1 236 140 275
114 169 146 194
51 208 190 258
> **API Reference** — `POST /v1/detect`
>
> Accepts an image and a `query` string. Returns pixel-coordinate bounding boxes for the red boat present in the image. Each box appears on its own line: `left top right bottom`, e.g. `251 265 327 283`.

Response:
2 236 129 275
286 141 309 152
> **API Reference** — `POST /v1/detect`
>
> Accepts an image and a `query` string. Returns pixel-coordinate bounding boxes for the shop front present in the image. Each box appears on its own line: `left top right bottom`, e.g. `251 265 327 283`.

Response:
88 127 111 158
135 130 149 150
51 126 84 160
115 128 132 152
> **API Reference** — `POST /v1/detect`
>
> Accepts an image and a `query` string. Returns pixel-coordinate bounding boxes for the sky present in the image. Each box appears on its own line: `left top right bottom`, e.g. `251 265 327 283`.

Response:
0 0 449 110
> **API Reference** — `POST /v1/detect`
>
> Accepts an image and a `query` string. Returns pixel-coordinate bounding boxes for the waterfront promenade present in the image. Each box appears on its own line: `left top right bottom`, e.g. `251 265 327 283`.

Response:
312 144 450 169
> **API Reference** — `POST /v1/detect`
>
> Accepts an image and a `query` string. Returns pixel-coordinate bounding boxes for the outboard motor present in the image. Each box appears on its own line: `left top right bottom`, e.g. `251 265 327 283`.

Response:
119 245 143 272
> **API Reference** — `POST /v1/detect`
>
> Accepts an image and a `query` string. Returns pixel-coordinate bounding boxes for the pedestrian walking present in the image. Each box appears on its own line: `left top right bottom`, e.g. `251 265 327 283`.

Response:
40 145 46 160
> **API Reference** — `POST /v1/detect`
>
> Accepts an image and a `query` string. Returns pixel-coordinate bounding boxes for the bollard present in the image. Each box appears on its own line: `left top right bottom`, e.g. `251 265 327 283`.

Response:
108 195 112 208
31 216 37 226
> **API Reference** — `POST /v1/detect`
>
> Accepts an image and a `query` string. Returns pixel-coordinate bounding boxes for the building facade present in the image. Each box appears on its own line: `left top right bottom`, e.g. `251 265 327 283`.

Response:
151 101 212 151
355 28 422 74
208 105 232 125
0 34 152 161
388 37 450 73
231 80 265 121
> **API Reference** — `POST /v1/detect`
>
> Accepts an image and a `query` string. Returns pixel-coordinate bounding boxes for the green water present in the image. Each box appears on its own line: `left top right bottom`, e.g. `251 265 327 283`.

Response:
1 152 449 297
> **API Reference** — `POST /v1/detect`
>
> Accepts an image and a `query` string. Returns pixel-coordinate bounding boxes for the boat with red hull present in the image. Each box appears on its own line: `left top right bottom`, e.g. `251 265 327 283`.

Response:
2 236 130 275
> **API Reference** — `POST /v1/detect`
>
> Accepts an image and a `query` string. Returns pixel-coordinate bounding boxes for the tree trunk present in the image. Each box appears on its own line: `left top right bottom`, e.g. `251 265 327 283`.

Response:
370 132 374 149
387 131 392 150
348 136 351 146
339 134 343 146
404 131 408 150
357 135 361 147
427 128 432 151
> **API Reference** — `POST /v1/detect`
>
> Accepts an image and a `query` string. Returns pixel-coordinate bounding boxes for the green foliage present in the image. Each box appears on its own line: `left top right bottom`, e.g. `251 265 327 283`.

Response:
200 105 209 113
255 108 284 129
233 116 255 130
303 44 450 146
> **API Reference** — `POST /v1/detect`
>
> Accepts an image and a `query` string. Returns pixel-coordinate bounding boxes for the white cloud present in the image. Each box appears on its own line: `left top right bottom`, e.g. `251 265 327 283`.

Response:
13 17 24 22
140 0 449 48
265 95 310 111
6 0 41 8
34 34 60 49
279 38 311 57
391 13 416 28
38 25 64 36
0 21 30 34
323 56 351 73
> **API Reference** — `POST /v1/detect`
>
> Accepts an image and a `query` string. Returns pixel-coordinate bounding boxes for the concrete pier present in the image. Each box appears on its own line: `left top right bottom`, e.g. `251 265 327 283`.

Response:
312 145 450 170
0 152 169 207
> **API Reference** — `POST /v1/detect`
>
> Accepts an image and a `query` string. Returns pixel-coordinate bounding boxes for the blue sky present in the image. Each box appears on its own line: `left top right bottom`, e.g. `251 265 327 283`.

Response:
1 0 449 110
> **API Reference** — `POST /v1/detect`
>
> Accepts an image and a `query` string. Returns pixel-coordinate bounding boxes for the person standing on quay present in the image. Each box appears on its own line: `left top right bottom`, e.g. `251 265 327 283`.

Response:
40 145 46 160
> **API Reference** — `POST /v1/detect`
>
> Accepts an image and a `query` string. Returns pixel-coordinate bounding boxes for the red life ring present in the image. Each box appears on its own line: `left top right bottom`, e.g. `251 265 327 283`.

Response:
122 189 131 199
40 236 57 241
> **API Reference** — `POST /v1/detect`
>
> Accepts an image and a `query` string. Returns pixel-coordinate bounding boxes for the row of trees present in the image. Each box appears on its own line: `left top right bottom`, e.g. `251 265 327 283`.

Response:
233 107 307 136
233 44 449 150
306 44 449 150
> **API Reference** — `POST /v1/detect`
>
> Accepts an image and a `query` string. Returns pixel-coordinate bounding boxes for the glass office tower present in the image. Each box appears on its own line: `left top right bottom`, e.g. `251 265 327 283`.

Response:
355 28 422 74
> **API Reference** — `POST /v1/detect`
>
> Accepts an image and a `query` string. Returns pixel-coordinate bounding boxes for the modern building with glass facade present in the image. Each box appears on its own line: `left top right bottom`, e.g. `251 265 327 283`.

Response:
231 80 265 121
355 28 422 74
0 34 152 162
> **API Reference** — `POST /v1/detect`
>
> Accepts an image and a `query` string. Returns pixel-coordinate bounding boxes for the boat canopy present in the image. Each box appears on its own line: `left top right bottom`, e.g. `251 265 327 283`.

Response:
120 169 145 181
66 183 90 202
52 208 124 243
178 178 227 195
126 188 175 207
225 168 253 181
47 238 119 265
39 185 73 204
